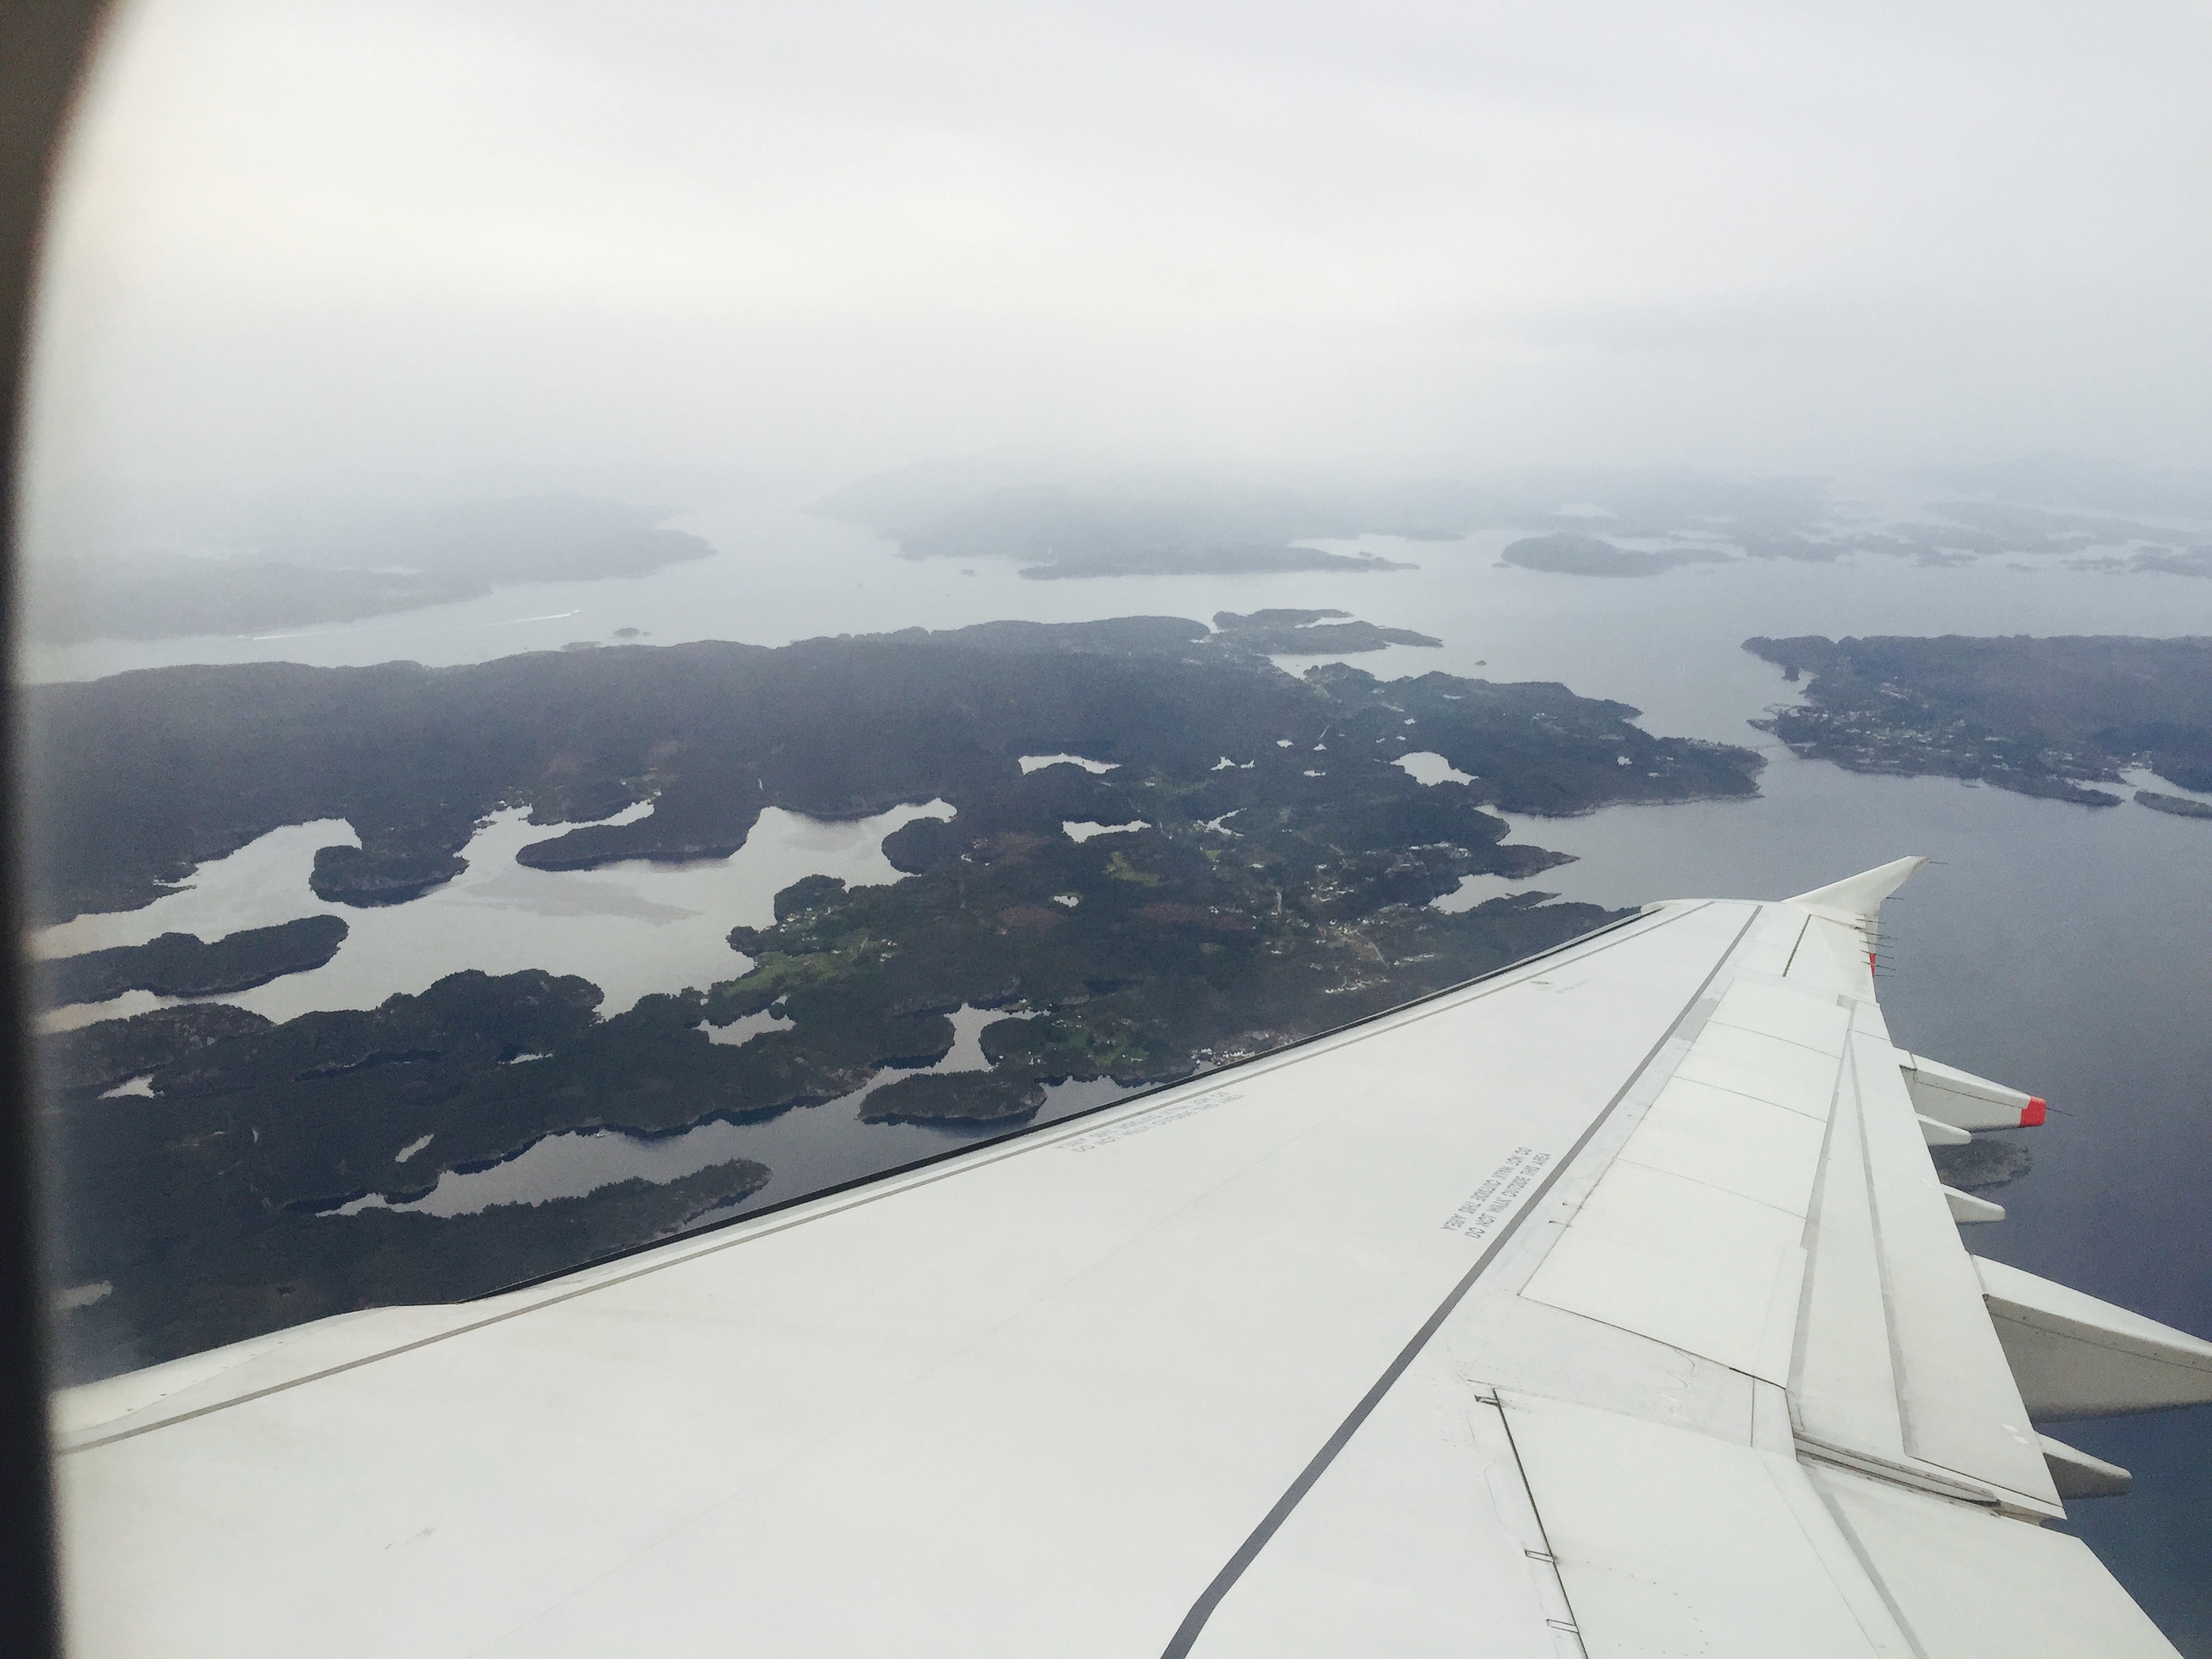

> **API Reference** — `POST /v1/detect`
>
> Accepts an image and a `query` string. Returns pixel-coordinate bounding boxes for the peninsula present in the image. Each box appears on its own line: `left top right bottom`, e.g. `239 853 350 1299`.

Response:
1744 634 2212 805
41 916 349 1008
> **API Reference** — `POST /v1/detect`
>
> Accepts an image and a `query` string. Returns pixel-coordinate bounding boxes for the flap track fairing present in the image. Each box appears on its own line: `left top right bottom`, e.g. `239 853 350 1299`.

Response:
1976 1256 2212 1421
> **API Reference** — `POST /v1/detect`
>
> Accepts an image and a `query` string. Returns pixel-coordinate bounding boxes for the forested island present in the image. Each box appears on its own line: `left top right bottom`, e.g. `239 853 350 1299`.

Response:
2137 790 2212 820
1500 532 1724 578
37 615 1763 1378
39 916 348 1006
1744 634 2212 804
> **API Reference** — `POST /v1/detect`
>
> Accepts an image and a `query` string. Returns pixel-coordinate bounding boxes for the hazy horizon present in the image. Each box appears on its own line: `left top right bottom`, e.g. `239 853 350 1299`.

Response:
20 0 2212 544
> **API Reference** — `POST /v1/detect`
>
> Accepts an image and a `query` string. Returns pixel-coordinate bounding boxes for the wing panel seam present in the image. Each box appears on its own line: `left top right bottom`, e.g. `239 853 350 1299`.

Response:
1156 903 1762 1659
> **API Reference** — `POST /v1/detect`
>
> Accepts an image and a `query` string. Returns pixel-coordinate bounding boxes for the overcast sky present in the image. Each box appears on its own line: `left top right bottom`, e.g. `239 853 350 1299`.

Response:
23 0 2212 510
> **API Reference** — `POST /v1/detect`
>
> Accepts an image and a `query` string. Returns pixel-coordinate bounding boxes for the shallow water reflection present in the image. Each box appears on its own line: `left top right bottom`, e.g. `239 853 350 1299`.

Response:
37 798 955 1028
337 1006 1110 1220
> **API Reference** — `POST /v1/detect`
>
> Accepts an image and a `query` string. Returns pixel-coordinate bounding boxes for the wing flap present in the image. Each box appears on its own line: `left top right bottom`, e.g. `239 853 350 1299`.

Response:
1187 1372 1574 1659
1601 1076 1828 1212
1671 1022 1843 1118
1809 1462 2178 1658
1519 1158 1808 1383
1845 1013 2060 1510
1975 1255 2212 1419
1791 1046 1910 1463
1500 1391 1904 1658
2039 1433 2133 1498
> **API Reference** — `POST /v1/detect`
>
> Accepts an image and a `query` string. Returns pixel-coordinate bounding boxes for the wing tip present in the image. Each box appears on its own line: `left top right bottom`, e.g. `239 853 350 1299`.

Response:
1786 855 1930 920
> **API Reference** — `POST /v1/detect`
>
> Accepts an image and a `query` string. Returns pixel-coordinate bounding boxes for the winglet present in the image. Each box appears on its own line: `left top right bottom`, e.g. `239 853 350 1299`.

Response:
1786 856 1929 922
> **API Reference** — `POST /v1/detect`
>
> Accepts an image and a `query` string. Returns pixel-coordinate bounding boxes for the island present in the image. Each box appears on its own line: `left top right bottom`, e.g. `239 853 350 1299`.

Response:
40 916 349 1008
1500 532 1726 577
2136 790 2212 820
36 614 1764 1378
31 615 1763 920
1019 544 1414 580
1743 634 2212 804
28 495 713 644
1208 609 1441 654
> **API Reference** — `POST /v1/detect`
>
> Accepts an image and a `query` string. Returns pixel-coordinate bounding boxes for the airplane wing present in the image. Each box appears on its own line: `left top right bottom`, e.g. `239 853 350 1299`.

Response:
51 861 2212 1657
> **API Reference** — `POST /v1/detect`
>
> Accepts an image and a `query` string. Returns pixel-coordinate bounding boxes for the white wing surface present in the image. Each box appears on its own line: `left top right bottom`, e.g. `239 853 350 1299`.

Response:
52 866 2206 1657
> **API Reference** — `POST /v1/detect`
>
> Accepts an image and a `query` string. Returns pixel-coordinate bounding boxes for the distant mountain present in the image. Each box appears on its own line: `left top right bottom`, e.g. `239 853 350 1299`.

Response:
27 495 714 644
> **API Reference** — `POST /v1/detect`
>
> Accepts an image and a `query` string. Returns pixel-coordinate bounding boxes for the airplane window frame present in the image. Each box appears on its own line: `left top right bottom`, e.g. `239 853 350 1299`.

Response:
4 5 117 1656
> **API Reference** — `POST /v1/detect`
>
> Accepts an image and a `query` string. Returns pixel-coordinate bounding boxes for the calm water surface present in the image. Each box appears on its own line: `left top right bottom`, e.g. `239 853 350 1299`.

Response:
34 798 955 1027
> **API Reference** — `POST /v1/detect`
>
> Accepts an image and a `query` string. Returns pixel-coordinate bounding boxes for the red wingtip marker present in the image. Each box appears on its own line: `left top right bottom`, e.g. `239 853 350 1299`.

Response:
2020 1097 2048 1128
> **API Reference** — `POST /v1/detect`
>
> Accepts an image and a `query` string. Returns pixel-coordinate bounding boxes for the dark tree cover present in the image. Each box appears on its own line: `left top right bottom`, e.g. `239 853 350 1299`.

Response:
1745 634 2212 801
40 916 350 1007
39 1004 273 1096
43 971 775 1378
30 621 1757 923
